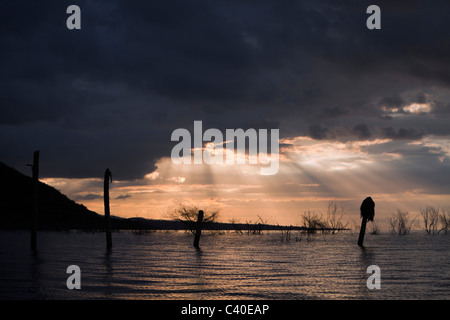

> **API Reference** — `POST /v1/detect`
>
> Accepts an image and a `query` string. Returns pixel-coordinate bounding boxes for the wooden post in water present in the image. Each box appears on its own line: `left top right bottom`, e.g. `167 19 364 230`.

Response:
358 197 375 246
357 217 368 247
29 150 39 251
104 168 113 250
193 210 204 249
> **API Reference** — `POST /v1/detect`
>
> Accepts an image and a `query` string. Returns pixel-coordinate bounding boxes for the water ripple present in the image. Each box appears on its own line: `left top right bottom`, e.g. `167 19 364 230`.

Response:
0 231 449 300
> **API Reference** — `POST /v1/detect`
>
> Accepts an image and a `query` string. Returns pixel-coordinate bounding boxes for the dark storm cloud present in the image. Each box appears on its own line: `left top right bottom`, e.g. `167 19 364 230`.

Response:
1 0 449 179
308 124 329 140
380 127 426 140
361 140 450 193
378 95 404 110
308 123 372 141
352 124 372 139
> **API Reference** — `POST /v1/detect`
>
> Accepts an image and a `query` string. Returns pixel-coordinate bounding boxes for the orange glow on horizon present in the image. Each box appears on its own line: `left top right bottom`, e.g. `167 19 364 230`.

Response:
42 135 450 230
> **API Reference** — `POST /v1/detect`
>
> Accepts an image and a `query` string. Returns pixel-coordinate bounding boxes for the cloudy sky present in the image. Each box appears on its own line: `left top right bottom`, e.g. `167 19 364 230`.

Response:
2 0 450 228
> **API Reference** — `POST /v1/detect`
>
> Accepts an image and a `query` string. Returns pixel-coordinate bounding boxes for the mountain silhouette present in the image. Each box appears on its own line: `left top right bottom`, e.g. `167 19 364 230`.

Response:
0 161 202 230
0 161 220 231
0 161 309 231
0 161 108 230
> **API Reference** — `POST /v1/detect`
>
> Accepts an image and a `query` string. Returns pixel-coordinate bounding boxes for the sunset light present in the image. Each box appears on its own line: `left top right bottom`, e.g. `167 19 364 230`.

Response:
1 0 450 305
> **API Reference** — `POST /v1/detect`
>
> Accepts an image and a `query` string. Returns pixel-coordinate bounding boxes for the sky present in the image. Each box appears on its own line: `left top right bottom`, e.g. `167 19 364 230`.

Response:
1 0 450 229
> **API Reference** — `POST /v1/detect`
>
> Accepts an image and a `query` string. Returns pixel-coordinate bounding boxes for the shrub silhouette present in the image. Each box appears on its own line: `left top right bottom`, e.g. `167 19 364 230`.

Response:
168 202 219 234
388 209 413 235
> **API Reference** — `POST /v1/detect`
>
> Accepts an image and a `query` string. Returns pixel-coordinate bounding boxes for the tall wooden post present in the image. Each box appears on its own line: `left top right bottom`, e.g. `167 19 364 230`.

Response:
193 210 204 249
104 168 112 250
357 217 368 247
29 150 39 251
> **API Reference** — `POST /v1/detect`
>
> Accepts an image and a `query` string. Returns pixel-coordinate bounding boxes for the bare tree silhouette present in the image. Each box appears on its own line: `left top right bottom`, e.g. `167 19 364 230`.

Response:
301 210 327 235
388 209 413 235
245 215 268 235
420 206 440 234
168 203 219 234
369 220 381 235
439 209 450 235
326 201 348 234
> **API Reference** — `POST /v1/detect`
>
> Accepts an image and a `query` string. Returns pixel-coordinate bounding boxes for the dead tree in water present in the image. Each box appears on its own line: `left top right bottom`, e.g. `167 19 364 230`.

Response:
358 197 375 246
420 206 440 234
168 203 218 234
440 209 450 235
104 168 113 250
326 201 348 234
388 209 413 235
27 151 40 251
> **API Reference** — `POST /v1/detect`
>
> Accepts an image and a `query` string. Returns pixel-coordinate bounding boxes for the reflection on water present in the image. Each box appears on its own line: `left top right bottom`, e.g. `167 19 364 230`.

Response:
29 251 43 298
102 249 114 298
0 231 449 300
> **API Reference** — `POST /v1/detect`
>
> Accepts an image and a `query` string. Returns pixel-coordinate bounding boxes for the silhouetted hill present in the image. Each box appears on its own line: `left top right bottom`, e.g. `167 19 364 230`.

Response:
0 161 106 230
0 161 190 230
0 161 307 231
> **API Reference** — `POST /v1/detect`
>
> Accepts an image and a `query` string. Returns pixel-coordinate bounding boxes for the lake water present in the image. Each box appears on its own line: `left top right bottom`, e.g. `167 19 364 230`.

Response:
0 230 449 300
